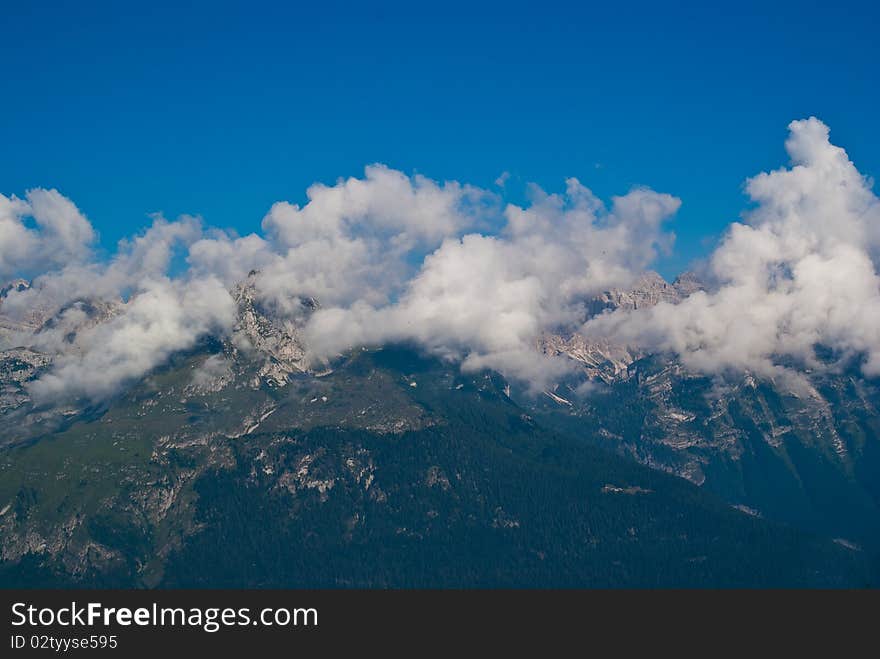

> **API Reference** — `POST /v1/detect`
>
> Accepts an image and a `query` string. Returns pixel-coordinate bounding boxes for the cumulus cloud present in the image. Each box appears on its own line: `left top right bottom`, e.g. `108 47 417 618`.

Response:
0 166 502 402
0 205 230 404
583 117 880 378
260 165 496 308
2 163 680 402
303 180 680 385
8 119 876 406
27 277 235 403
187 164 497 311
0 188 96 279
0 213 203 324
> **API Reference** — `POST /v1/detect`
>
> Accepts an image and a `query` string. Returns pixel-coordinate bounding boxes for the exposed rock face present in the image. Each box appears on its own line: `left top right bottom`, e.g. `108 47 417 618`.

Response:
585 271 683 317
671 271 706 297
1 279 122 346
2 342 871 588
529 343 880 545
36 298 122 346
2 267 879 568
0 279 30 300
0 272 320 430
540 270 703 382
0 269 700 418
0 289 122 425
528 270 880 546
0 280 42 340
0 348 52 415
230 272 314 388
539 333 641 383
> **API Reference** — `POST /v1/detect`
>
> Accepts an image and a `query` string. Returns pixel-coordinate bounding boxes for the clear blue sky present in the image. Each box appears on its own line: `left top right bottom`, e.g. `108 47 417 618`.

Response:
2 0 877 278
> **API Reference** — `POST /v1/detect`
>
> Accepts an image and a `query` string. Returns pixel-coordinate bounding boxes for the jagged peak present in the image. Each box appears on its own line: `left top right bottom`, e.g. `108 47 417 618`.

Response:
632 270 671 290
231 271 319 315
36 297 121 334
672 270 705 296
228 271 318 387
0 279 30 299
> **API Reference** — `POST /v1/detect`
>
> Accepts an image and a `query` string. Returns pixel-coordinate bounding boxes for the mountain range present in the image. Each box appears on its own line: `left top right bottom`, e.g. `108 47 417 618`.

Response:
1 271 878 587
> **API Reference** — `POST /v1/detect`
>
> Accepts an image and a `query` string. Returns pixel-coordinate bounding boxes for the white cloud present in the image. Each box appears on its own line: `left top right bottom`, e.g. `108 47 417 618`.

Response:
254 164 497 310
0 188 96 280
2 167 681 401
583 117 880 378
303 181 680 385
27 277 236 404
10 119 877 405
1 167 502 402
0 214 203 323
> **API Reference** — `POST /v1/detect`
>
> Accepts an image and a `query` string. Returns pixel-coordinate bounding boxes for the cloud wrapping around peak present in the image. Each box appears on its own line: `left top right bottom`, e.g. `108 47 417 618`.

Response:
304 180 680 385
2 164 679 401
27 277 235 404
4 117 879 404
584 117 880 378
189 164 496 314
1 214 202 322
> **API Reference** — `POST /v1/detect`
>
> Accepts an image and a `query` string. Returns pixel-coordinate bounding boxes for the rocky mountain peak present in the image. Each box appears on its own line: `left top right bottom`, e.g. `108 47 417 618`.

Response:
671 271 705 297
0 280 47 342
538 332 642 384
0 279 30 300
36 298 121 339
545 270 704 384
585 271 680 319
230 272 315 387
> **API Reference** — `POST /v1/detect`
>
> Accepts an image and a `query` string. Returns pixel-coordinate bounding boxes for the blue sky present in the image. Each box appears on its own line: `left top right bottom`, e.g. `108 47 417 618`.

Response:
2 0 878 278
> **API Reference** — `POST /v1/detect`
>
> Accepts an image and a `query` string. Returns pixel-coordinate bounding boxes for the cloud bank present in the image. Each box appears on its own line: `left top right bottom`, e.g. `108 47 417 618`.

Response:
2 117 879 404
583 118 880 378
304 181 679 384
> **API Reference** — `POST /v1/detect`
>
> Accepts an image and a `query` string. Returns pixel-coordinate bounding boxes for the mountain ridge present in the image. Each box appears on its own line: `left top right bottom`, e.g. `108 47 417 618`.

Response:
2 270 880 586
